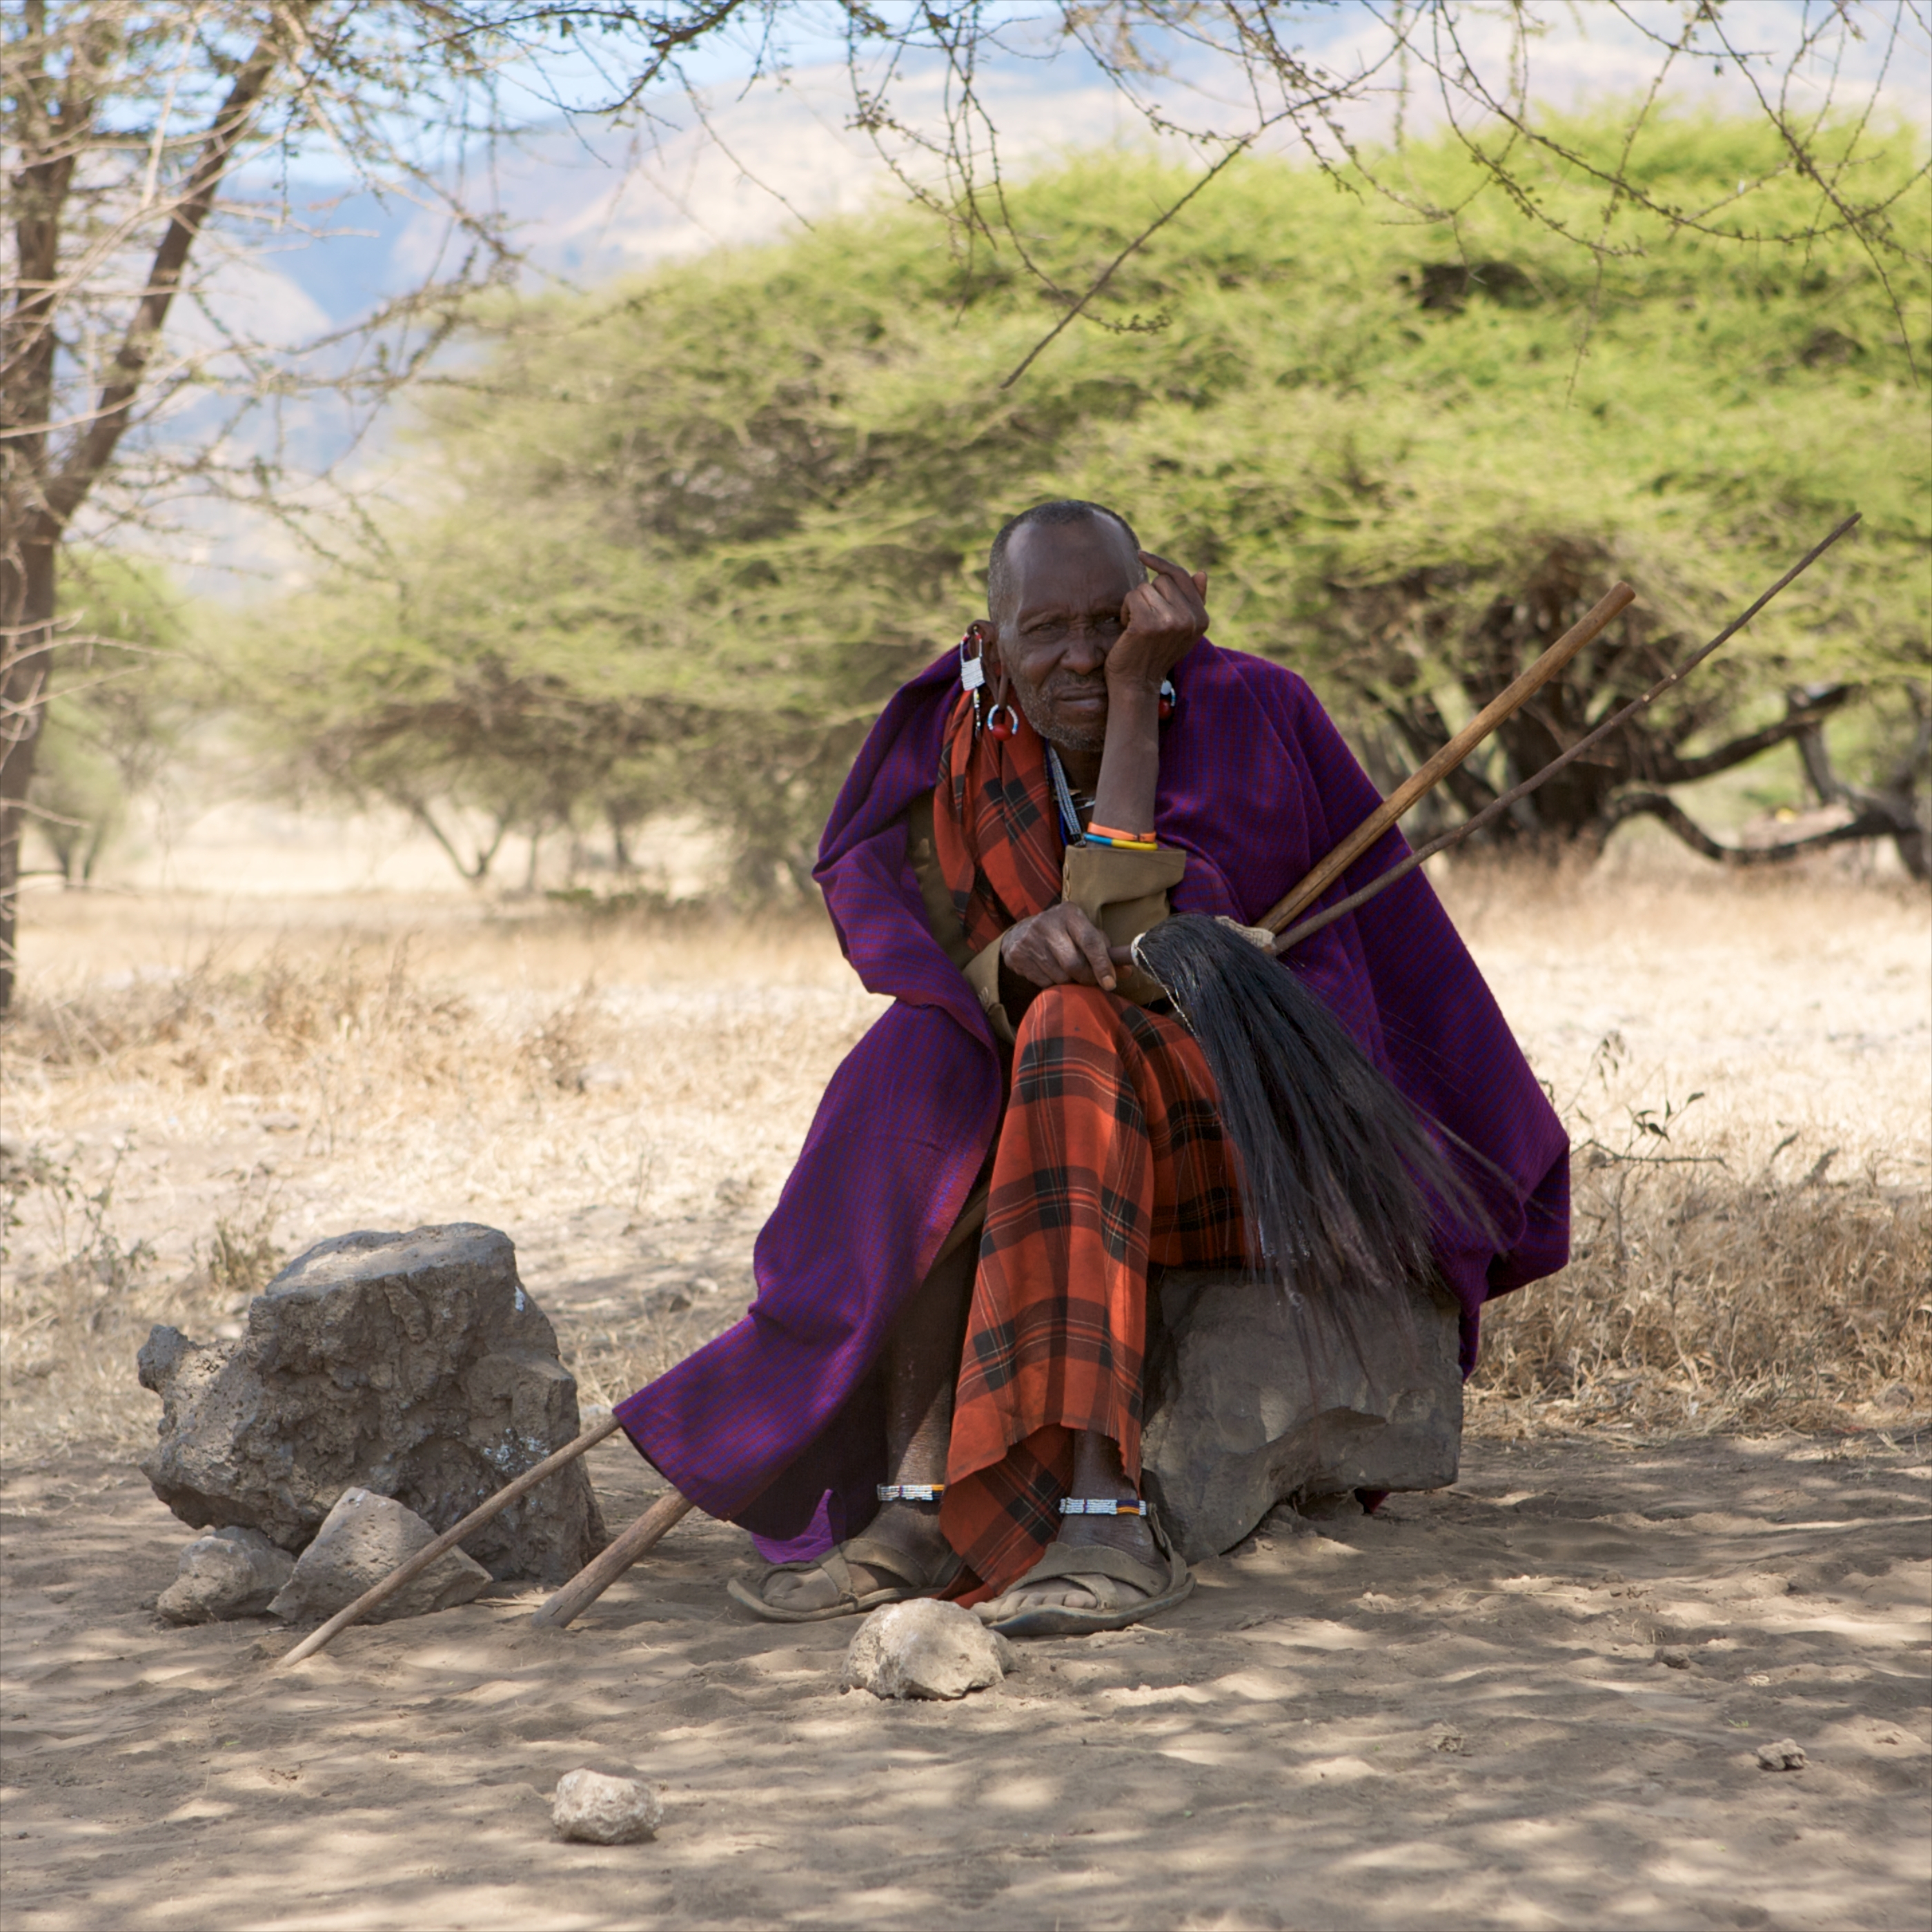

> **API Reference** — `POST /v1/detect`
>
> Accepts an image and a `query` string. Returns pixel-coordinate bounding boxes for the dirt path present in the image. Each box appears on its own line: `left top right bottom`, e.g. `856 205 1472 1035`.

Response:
4 1430 1926 1931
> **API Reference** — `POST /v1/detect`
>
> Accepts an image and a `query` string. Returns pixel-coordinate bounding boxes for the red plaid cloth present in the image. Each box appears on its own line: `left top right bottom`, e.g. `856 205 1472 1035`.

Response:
931 696 1250 1595
933 687 1063 952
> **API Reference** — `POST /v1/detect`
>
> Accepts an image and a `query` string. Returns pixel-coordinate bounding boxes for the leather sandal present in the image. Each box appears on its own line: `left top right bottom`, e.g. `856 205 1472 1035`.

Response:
727 1534 963 1624
979 1500 1193 1639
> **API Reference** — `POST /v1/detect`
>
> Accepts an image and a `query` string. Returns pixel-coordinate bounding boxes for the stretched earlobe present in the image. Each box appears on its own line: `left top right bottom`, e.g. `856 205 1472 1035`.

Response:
985 645 1018 740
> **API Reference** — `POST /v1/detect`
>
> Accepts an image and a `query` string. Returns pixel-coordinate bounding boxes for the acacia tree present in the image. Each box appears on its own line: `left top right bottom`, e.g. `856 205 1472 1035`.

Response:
6 2 1924 1004
244 123 1924 899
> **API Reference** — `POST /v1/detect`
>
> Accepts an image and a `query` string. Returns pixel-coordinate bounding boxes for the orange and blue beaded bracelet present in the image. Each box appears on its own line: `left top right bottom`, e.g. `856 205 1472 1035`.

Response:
1084 821 1160 851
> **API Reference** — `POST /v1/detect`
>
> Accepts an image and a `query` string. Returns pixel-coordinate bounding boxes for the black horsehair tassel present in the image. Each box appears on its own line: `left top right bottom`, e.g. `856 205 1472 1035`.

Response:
1132 915 1496 1303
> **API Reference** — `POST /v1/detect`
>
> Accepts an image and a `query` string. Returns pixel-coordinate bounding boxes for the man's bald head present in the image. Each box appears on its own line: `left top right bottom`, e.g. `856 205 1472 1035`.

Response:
985 500 1140 623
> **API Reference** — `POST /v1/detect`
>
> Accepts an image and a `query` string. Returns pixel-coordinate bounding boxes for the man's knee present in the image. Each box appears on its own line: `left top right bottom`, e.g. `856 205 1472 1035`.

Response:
1014 980 1119 1049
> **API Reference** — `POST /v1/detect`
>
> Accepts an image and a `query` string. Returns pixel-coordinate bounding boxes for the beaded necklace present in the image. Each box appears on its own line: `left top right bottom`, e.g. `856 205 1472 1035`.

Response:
1044 747 1092 845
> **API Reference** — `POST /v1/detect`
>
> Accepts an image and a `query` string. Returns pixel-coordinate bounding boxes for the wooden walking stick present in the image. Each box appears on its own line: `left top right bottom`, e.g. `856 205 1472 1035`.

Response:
1261 579 1637 934
527 1489 696 1629
1263 511 1862 955
1106 508 1860 973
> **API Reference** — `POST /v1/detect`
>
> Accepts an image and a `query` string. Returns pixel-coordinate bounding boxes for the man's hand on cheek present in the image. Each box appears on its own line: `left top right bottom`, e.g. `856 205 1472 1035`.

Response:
1105 550 1209 696
1000 905 1118 996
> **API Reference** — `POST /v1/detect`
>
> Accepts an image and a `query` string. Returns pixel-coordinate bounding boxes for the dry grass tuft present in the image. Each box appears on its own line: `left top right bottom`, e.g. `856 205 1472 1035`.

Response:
1470 1146 1930 1438
0 1139 264 1459
6 940 475 1102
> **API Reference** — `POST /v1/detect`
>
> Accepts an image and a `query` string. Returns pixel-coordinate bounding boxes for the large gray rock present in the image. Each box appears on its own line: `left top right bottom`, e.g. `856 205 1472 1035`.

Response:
1141 1269 1462 1561
268 1487 489 1623
138 1224 604 1582
157 1526 295 1624
842 1598 1018 1701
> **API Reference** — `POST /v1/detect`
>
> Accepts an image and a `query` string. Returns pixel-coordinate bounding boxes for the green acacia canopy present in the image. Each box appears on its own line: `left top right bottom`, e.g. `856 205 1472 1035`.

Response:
252 110 1929 891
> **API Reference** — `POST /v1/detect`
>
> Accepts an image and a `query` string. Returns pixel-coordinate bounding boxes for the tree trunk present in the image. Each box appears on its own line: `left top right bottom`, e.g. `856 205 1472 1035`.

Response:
0 527 57 1012
1 0 72 1013
0 8 300 1014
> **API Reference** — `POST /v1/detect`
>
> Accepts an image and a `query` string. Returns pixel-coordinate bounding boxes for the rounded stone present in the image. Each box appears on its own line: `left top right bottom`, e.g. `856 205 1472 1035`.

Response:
552 1769 662 1844
842 1597 1017 1701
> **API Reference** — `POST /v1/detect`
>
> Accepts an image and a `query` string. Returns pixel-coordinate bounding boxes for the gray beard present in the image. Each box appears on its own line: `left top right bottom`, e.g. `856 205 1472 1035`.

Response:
1011 673 1106 756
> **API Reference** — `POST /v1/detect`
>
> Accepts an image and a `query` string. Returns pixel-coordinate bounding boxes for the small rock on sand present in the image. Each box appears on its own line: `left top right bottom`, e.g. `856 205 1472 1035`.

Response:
1755 1738 1807 1772
553 1769 662 1844
843 1598 1018 1702
157 1526 294 1624
268 1488 489 1624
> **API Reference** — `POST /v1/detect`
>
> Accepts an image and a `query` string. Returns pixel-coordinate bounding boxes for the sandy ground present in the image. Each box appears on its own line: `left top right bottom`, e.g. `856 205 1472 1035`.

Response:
3 1429 1929 1931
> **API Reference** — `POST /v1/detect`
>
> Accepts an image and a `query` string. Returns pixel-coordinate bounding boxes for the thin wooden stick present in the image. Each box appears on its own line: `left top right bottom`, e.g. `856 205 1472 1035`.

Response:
524 1181 994 1633
529 1489 696 1629
1258 580 1637 935
277 1413 622 1666
1272 511 1862 954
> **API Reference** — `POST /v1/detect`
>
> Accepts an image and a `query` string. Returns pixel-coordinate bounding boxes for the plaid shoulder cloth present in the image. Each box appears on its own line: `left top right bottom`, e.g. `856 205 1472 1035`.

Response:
931 689 1063 945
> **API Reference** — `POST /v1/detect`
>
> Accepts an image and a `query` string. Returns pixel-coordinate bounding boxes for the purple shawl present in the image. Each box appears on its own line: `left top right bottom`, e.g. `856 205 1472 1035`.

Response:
616 641 1570 1557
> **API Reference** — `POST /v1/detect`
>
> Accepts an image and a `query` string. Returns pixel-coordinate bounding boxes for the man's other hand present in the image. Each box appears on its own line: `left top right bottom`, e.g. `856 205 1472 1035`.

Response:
1000 904 1118 994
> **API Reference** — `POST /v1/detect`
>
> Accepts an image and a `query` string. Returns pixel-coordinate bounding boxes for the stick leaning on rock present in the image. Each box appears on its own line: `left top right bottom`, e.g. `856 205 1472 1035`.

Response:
279 1413 624 1665
281 513 1860 1667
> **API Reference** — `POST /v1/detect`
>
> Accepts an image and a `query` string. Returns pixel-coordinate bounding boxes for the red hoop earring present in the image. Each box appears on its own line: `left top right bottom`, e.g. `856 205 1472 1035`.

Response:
987 702 1020 740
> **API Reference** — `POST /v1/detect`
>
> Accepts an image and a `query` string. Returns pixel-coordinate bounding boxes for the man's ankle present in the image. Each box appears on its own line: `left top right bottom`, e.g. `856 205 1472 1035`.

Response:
871 1497 947 1544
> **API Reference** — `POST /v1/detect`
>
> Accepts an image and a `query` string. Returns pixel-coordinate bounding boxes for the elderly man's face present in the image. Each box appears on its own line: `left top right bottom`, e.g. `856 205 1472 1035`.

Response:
989 518 1143 756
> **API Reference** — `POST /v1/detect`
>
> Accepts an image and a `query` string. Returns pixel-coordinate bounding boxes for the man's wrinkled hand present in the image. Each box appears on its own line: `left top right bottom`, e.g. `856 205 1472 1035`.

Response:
1105 549 1209 698
1000 904 1118 994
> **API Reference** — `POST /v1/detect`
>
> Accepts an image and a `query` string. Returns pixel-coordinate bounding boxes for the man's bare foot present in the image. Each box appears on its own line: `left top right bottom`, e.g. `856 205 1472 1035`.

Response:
974 1430 1167 1623
756 1499 954 1614
975 1490 1161 1620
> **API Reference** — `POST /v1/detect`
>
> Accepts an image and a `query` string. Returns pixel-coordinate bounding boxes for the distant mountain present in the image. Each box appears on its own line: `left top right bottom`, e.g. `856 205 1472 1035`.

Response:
262 59 1129 331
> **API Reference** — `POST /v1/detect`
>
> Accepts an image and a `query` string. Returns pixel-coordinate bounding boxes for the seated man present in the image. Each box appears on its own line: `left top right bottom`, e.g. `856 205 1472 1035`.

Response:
614 499 1570 1633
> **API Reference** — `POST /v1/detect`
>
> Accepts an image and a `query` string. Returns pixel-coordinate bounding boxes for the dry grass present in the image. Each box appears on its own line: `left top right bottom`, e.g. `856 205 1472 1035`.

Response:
1445 849 1931 1439
1468 1097 1929 1439
2 854 1926 1465
1 897 881 1460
